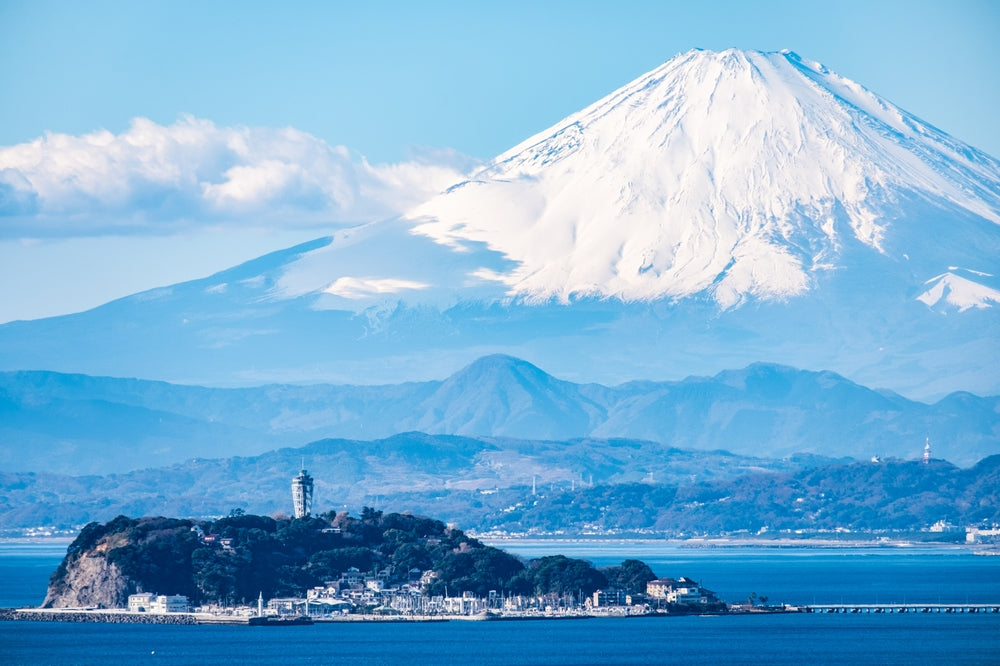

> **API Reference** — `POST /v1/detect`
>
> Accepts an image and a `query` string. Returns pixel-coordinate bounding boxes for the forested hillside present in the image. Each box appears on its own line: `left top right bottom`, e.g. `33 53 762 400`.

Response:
10 447 999 538
43 511 655 609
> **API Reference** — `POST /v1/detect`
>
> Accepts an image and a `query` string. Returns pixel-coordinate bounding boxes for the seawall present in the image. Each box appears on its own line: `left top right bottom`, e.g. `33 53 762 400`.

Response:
0 608 197 624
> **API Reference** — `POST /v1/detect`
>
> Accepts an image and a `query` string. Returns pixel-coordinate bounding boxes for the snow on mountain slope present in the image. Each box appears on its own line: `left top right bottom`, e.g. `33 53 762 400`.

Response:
408 49 1000 307
918 268 1000 312
269 218 511 311
1 49 998 398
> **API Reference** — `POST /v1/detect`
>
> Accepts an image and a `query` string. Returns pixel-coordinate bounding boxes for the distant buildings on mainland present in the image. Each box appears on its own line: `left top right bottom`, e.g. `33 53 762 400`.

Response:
871 437 934 465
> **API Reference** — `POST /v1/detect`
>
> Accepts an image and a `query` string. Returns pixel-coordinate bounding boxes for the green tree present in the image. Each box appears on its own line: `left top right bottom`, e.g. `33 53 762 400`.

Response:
515 555 607 598
601 559 657 595
390 542 433 573
307 547 374 579
192 547 246 604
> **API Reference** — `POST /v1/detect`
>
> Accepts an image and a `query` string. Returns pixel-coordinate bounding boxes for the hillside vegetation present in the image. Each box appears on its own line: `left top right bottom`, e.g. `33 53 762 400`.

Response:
44 511 653 609
455 456 1000 535
7 437 998 537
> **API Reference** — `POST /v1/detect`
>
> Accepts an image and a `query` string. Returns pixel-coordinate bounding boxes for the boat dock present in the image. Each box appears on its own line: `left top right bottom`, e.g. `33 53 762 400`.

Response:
804 603 1000 614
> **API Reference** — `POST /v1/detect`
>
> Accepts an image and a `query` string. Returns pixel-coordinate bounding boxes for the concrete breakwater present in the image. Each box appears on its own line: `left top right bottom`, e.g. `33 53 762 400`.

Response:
804 603 1000 614
1 608 197 625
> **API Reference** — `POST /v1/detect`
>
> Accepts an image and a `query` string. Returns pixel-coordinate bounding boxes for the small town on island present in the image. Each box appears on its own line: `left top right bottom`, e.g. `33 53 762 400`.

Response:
6 466 999 627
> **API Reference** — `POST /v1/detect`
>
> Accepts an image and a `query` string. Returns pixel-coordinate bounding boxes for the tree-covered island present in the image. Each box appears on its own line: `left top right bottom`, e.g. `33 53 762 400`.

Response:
42 510 724 618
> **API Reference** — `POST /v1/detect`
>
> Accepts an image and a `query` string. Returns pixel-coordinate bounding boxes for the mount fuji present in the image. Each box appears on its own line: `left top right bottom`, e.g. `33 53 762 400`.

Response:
2 49 998 399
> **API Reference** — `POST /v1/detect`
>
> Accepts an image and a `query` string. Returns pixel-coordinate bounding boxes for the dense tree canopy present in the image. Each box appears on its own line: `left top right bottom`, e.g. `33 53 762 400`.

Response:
50 510 656 607
601 559 658 595
513 555 608 597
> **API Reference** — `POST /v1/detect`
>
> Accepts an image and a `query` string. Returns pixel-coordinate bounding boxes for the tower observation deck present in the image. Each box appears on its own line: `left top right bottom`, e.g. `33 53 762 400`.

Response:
291 467 314 518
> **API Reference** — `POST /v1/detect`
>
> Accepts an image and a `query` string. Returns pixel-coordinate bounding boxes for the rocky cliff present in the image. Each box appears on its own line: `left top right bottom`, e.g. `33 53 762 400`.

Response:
42 551 129 608
43 515 197 609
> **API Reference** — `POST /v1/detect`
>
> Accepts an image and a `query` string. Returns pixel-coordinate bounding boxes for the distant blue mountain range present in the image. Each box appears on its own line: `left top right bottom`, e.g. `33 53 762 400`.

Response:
1 355 996 474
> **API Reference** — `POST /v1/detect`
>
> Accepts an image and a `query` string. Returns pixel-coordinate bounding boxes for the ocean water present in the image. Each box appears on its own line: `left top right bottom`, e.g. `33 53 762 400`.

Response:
4 614 1000 665
492 540 1000 605
2 540 999 665
0 541 68 608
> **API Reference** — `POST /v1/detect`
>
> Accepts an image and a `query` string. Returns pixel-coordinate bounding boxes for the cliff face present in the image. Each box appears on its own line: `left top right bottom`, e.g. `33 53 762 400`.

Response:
42 515 197 609
43 552 129 608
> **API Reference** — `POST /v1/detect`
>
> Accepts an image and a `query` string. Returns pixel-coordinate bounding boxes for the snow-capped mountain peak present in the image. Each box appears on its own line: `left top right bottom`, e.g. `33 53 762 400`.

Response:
918 268 1000 312
5 50 995 400
407 49 1000 307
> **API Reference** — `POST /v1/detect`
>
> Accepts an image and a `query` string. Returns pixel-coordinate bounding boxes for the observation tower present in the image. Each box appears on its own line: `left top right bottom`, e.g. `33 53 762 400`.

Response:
292 465 314 518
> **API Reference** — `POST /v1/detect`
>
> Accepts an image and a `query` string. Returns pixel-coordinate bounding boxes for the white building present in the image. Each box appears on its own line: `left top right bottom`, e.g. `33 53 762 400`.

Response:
646 577 709 604
128 593 190 613
967 526 1000 544
128 593 154 612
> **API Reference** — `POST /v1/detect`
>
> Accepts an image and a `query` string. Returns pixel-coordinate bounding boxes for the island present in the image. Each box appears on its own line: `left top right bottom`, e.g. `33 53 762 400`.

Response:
27 510 729 623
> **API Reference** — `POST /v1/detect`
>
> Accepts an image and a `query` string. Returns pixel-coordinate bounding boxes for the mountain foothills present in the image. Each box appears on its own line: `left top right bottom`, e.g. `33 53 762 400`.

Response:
0 50 997 398
7 438 999 537
43 511 659 609
2 355 998 476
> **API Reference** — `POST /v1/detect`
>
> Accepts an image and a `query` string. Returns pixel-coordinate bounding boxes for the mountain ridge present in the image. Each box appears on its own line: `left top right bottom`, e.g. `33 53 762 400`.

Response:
4 436 996 536
2 355 997 474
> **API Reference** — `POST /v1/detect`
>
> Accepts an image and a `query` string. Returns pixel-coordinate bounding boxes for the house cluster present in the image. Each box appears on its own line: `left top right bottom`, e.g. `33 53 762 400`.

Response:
267 566 434 616
266 566 526 617
120 571 718 618
191 525 235 551
258 570 719 619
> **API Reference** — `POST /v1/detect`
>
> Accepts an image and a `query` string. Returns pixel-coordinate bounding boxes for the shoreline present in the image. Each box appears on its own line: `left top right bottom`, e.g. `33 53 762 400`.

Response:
478 536 978 550
0 537 75 545
0 607 781 625
1 535 977 550
6 604 998 626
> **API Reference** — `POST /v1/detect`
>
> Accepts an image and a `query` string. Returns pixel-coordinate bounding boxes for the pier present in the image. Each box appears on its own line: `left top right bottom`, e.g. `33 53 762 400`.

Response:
803 603 1000 614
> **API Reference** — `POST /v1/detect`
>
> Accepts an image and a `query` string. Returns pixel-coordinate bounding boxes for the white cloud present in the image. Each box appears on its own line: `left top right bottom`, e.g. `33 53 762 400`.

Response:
0 116 473 236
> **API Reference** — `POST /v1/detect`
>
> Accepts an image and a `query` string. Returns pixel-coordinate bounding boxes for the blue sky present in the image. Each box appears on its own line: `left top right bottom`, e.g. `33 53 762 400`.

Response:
1 0 998 322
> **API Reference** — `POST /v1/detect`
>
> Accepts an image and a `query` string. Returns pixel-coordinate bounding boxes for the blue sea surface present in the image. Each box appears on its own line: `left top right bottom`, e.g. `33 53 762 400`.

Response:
3 614 1000 665
0 541 68 608
2 540 999 665
492 540 1000 605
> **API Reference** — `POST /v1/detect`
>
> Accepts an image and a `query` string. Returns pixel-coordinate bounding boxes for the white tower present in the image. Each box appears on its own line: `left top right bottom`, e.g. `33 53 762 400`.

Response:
923 438 931 464
292 466 314 518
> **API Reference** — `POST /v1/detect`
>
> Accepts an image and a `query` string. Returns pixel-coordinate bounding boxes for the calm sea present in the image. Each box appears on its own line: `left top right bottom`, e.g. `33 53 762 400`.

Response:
493 540 1000 605
2 540 999 665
